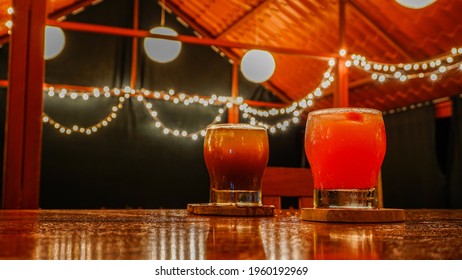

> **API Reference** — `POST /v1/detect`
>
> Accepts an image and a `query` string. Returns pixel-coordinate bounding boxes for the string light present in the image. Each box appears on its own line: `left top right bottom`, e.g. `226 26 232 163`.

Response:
5 7 13 34
239 62 335 133
349 47 462 82
139 88 231 139
39 47 461 139
141 99 228 140
43 88 126 135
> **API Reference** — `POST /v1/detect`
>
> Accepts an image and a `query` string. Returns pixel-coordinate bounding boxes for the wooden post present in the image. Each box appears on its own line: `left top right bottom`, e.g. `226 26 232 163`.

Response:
334 0 349 107
228 62 239 123
2 0 46 209
130 0 139 89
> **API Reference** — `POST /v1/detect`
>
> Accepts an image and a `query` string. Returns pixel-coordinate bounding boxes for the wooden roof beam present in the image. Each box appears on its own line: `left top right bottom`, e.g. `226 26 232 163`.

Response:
348 0 415 61
216 0 273 39
163 0 291 103
48 0 103 21
324 76 373 97
0 0 103 46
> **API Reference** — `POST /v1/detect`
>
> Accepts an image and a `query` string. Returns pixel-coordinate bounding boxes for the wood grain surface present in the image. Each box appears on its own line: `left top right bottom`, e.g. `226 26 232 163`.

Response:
0 209 461 260
187 203 275 216
301 208 405 223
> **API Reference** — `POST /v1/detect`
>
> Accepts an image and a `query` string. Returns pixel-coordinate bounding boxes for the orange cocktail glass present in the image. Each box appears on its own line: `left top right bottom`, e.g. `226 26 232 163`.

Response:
305 108 386 208
204 124 269 206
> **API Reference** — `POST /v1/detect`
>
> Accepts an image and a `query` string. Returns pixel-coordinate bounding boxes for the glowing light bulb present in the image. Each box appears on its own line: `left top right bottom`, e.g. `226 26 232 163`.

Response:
395 0 436 9
240 50 276 83
44 26 65 60
144 27 182 63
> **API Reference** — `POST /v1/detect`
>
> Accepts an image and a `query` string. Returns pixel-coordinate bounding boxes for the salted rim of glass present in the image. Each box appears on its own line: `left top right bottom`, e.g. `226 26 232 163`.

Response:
308 107 382 117
206 123 266 131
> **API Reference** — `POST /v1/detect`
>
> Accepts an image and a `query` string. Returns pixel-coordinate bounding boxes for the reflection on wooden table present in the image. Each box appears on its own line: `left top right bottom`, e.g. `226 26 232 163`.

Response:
0 209 461 260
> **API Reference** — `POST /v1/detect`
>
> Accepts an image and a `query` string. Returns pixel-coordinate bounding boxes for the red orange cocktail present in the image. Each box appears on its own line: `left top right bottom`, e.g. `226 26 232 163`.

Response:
305 108 386 208
204 124 269 206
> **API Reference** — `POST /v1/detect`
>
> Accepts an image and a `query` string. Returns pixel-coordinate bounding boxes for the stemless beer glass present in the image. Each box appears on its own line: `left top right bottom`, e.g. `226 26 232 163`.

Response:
204 124 269 206
305 108 386 208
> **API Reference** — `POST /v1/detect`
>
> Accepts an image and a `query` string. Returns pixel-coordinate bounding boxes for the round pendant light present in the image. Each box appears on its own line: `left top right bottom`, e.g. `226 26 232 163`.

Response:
144 26 182 63
395 0 436 9
44 26 65 60
240 49 276 83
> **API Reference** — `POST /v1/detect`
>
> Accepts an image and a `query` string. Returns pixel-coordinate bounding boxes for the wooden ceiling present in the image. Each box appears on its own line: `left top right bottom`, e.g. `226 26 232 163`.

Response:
161 0 462 112
1 0 462 112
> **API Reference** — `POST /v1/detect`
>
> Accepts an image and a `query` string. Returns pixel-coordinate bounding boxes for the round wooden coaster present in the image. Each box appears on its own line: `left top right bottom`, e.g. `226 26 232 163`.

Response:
300 208 405 223
187 203 275 216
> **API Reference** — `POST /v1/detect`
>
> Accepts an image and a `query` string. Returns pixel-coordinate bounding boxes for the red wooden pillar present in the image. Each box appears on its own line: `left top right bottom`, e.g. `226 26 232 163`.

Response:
334 0 349 107
334 57 349 107
2 0 46 209
228 62 239 123
130 0 139 89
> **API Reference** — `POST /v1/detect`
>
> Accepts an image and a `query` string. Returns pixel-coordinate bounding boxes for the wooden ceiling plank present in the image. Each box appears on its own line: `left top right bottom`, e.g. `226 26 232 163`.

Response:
164 1 237 58
217 0 272 39
184 0 228 34
163 0 291 103
48 0 102 20
273 3 311 46
348 0 414 62
0 0 100 44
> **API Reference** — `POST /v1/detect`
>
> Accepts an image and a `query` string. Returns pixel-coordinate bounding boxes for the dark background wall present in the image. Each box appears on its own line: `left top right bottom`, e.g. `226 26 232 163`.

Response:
0 0 304 209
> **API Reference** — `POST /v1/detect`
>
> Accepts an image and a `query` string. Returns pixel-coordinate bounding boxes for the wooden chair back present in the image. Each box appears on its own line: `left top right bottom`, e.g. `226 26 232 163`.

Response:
262 167 314 209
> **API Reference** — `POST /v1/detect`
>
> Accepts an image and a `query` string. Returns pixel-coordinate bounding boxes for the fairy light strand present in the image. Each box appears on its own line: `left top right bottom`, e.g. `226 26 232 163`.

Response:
137 88 232 140
141 99 228 140
239 60 336 133
39 46 462 138
5 7 13 35
43 88 127 135
348 47 462 83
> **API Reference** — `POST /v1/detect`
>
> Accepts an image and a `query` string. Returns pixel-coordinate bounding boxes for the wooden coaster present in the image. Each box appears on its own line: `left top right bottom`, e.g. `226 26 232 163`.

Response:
301 208 405 223
187 203 275 216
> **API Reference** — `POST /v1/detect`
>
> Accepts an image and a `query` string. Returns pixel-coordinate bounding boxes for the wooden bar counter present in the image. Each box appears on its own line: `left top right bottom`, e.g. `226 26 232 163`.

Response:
0 209 461 260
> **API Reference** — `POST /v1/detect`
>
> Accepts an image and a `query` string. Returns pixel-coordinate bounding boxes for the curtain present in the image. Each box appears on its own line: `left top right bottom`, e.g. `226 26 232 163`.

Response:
447 96 462 208
382 105 446 208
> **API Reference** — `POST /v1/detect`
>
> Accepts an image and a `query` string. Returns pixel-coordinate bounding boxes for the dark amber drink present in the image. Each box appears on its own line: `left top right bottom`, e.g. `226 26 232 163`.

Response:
204 124 269 206
305 108 386 208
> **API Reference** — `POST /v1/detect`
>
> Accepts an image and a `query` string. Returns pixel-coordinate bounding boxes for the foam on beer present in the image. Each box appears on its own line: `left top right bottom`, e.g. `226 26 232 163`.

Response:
207 123 266 131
